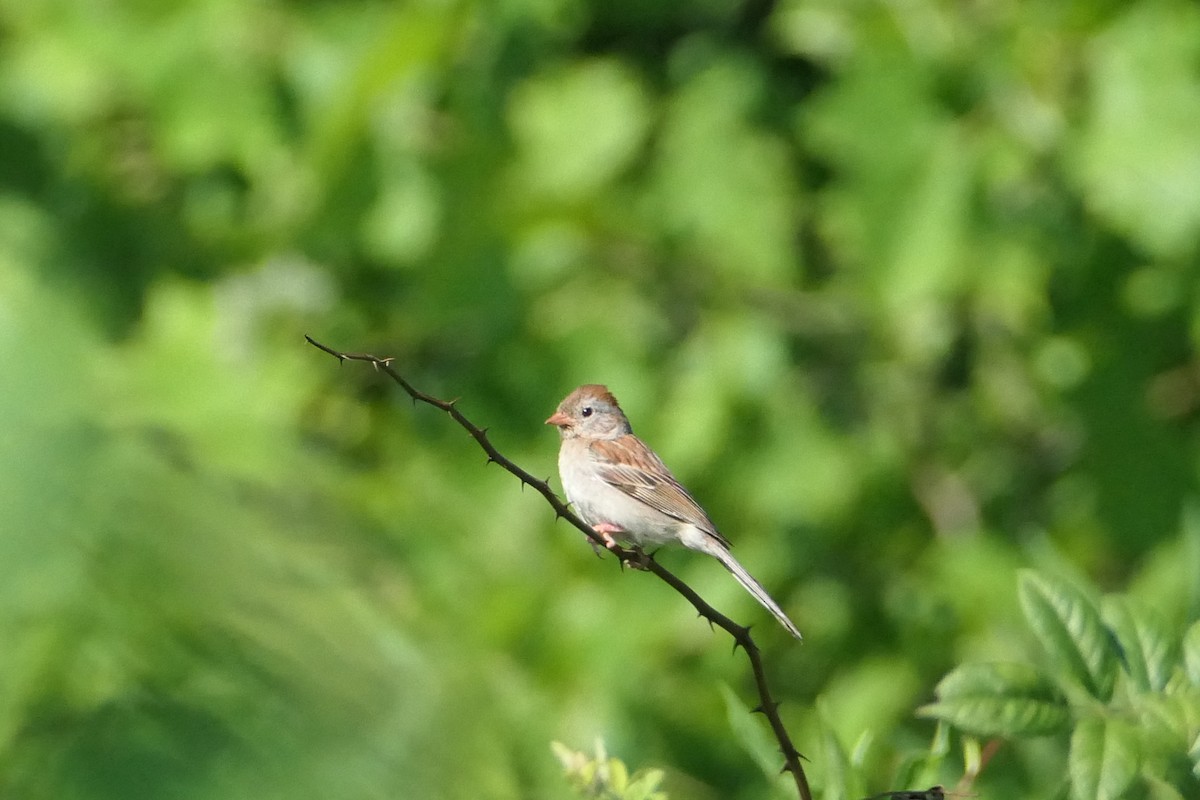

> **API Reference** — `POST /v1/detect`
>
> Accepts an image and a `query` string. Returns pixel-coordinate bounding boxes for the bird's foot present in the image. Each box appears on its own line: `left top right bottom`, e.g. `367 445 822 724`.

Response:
591 522 624 551
621 545 653 571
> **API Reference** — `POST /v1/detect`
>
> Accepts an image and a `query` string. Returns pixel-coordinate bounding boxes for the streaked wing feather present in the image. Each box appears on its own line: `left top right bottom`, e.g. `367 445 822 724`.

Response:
588 436 731 548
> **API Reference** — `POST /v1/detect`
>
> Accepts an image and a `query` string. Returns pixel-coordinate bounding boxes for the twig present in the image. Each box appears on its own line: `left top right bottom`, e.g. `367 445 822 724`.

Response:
306 335 812 800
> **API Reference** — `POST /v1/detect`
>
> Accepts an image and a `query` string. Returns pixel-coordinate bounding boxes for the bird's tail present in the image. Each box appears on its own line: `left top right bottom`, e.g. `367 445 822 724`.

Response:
707 544 802 639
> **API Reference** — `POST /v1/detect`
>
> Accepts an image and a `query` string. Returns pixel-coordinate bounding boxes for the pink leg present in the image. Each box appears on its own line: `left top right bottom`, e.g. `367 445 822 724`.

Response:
592 522 624 550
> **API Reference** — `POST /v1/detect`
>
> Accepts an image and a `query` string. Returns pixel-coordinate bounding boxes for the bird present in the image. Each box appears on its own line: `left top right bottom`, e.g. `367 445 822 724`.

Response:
546 384 801 639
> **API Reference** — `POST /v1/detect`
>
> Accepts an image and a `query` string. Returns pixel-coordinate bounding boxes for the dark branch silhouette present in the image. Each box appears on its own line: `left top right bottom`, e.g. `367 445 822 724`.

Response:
306 335 812 800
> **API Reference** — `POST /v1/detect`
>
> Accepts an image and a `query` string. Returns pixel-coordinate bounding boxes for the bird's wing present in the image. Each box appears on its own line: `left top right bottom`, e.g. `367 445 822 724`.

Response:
588 435 731 548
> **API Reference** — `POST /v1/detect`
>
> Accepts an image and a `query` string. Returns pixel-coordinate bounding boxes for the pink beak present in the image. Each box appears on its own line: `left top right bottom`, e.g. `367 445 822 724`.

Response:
545 411 571 427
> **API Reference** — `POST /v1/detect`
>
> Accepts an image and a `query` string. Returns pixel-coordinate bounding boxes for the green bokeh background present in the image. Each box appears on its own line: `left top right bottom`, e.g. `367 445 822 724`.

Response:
2 1 1199 798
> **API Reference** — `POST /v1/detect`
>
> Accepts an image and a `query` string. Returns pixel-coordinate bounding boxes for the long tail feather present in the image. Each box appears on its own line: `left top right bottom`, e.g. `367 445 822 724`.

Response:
708 544 802 639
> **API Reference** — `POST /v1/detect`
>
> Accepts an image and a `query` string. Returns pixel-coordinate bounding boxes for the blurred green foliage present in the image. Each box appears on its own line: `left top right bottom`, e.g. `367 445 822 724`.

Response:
1 0 1199 798
553 740 668 800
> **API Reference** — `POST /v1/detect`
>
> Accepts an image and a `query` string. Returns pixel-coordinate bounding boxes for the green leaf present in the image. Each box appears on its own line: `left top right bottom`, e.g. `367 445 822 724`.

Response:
1019 570 1119 700
653 60 797 284
609 757 629 793
918 662 1070 737
1130 692 1193 749
888 723 952 791
1069 717 1140 800
551 741 668 800
625 768 667 800
719 684 784 784
1102 596 1178 692
508 58 651 200
1072 2 1200 259
1183 622 1200 686
816 696 856 800
1143 774 1187 800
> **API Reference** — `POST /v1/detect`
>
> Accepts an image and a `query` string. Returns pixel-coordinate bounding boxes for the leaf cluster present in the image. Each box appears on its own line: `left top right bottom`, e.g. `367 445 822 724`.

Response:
922 570 1200 800
552 741 668 800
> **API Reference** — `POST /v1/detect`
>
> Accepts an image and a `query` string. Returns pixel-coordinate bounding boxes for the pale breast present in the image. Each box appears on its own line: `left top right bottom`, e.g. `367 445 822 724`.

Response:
558 441 681 546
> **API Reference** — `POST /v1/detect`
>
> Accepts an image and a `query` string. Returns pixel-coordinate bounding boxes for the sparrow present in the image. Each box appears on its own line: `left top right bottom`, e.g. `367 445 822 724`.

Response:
546 384 801 639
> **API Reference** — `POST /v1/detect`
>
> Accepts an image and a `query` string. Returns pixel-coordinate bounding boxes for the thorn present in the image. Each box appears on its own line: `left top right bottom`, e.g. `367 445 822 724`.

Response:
485 456 496 466
479 427 489 435
751 705 766 715
379 357 394 366
446 397 460 407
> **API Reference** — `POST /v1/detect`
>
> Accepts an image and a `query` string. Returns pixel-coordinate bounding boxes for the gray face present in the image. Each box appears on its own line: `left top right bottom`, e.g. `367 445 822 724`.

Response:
552 385 633 441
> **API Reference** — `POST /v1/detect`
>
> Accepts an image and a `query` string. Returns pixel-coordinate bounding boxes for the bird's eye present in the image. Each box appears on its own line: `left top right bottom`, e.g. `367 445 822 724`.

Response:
581 406 593 418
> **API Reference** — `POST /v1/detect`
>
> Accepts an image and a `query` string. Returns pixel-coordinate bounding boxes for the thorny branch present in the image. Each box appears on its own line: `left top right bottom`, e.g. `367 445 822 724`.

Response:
306 335 812 800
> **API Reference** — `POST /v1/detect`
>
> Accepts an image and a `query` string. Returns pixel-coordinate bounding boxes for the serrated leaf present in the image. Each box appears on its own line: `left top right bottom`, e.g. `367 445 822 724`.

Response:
1102 596 1178 692
1183 622 1200 686
1019 570 1119 700
918 662 1070 736
1070 717 1139 800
